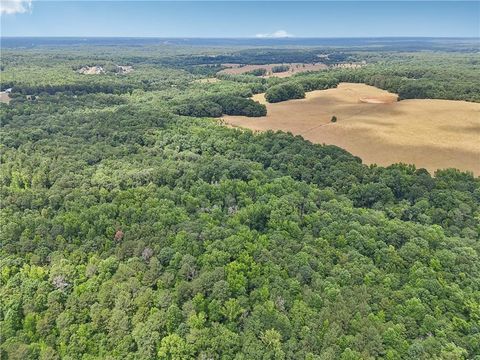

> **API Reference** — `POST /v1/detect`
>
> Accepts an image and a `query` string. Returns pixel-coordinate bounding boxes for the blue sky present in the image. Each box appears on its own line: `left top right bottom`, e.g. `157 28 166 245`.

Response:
1 1 479 37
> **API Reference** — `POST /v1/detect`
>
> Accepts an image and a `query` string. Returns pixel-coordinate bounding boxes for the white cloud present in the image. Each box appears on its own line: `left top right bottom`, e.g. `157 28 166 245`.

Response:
0 0 32 15
255 30 294 38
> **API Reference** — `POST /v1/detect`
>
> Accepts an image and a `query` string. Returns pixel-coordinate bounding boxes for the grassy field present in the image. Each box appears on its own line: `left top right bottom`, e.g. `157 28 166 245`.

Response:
223 83 480 174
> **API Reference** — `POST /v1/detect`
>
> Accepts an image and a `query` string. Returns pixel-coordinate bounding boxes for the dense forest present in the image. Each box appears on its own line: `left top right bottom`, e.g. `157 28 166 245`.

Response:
1 43 479 360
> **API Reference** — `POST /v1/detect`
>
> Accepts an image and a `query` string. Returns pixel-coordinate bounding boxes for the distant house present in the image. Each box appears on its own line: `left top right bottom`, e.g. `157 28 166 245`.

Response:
5 88 12 93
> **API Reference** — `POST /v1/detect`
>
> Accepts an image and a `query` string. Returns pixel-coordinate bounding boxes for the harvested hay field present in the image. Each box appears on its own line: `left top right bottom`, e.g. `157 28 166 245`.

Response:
359 95 397 104
223 83 480 175
218 63 328 78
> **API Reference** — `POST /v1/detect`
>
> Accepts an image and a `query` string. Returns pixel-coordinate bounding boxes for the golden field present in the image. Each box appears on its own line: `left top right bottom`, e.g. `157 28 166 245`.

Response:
223 83 480 175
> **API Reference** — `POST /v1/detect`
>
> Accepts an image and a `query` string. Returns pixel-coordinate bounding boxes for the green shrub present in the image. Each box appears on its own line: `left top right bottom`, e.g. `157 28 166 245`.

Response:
175 100 223 117
212 95 266 117
245 68 267 77
265 82 305 103
176 95 266 117
271 65 290 73
295 76 339 92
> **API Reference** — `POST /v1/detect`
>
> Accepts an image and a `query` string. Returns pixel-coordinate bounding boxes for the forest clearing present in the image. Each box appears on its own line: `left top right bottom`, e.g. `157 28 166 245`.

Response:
218 63 328 77
223 83 480 174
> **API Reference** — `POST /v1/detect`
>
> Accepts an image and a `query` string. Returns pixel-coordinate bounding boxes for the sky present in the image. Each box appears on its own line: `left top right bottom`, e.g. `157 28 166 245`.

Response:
1 1 479 38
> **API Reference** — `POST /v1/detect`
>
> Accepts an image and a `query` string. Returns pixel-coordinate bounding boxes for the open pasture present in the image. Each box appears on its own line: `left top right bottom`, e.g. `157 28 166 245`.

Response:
223 83 480 174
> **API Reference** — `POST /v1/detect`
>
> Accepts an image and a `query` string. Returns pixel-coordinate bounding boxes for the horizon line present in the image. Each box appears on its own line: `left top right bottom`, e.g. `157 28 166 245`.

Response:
2 36 479 39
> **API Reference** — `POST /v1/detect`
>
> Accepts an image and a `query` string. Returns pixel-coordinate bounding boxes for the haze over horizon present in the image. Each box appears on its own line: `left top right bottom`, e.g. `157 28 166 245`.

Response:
1 1 479 38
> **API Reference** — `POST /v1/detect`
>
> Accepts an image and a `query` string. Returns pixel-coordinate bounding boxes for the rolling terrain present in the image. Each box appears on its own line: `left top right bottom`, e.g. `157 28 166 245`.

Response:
224 83 480 174
1 40 479 360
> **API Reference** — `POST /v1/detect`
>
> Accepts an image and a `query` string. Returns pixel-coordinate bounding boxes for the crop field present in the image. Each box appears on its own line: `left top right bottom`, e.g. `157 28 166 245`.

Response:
223 83 480 174
218 63 328 77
